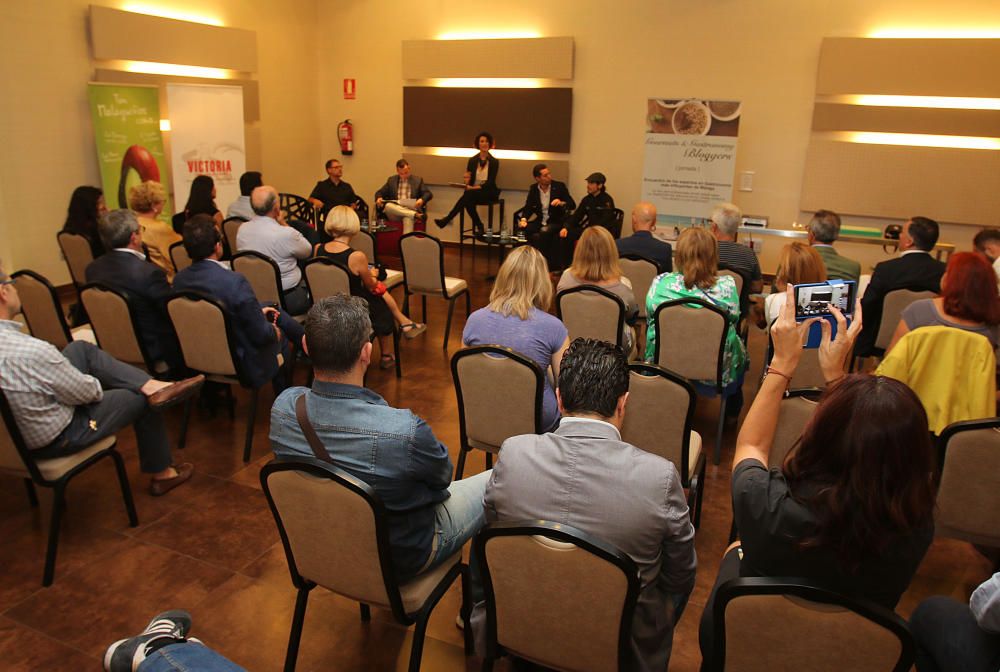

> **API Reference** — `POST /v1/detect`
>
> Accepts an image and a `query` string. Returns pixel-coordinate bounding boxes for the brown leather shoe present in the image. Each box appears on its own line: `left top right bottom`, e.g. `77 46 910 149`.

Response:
148 375 206 410
149 462 194 497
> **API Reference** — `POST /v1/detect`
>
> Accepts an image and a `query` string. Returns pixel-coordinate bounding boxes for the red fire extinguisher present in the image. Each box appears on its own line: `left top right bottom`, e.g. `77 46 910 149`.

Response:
338 119 354 156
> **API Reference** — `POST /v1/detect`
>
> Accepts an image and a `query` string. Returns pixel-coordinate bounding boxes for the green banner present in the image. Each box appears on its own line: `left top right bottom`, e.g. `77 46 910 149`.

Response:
87 84 172 218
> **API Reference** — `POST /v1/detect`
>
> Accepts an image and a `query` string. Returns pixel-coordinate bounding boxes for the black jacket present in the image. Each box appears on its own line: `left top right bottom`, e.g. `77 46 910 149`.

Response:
466 153 500 200
521 181 576 229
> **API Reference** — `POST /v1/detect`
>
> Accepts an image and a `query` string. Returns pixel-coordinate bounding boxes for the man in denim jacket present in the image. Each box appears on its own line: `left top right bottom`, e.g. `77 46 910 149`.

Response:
270 294 489 579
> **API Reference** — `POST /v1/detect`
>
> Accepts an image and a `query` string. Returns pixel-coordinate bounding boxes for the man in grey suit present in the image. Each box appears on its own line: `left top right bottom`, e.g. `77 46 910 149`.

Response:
374 159 433 234
483 338 696 671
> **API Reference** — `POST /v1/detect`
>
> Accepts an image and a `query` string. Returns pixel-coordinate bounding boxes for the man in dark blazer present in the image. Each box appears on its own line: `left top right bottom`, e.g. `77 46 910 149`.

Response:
517 163 576 270
855 216 946 357
374 159 433 233
173 215 303 392
616 202 672 272
85 209 183 373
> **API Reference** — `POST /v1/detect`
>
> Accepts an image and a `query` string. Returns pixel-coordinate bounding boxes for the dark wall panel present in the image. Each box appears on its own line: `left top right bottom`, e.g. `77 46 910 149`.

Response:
404 87 572 153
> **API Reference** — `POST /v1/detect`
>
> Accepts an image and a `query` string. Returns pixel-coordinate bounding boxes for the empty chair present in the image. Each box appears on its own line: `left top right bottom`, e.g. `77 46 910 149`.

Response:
934 417 1000 547
399 232 470 349
557 285 629 350
278 192 316 229
451 345 544 478
231 250 297 315
475 521 641 672
0 388 137 586
169 241 193 274
621 363 706 527
709 577 916 672
261 457 472 672
56 230 94 290
79 283 165 373
619 255 659 351
11 269 93 349
769 390 820 469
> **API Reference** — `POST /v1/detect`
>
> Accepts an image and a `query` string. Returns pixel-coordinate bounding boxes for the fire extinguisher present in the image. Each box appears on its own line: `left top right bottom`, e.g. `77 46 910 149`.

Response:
338 119 354 156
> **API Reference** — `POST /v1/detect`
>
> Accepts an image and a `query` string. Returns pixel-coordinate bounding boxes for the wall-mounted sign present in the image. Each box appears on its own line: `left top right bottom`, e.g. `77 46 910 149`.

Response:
642 98 741 221
344 79 356 100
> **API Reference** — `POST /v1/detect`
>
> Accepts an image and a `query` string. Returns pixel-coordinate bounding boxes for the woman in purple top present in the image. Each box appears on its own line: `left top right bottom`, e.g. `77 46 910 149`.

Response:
463 246 570 431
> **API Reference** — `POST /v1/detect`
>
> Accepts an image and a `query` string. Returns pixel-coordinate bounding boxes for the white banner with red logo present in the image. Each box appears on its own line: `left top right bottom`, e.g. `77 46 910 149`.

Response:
166 84 245 214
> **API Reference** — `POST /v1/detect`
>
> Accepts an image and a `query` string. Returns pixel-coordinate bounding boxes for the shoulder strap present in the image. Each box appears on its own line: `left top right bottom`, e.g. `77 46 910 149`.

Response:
295 393 335 464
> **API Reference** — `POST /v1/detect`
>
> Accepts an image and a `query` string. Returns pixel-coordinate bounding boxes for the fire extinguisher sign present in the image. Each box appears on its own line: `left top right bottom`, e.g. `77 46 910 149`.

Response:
343 79 356 100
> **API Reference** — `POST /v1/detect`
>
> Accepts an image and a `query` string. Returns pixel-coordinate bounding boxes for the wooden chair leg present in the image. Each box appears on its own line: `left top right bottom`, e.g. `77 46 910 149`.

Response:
403 291 410 317
460 565 474 655
455 447 468 480
243 387 258 463
444 297 457 350
393 328 402 378
714 394 728 465
465 289 471 317
359 603 371 622
110 450 139 527
284 587 310 672
407 613 431 672
23 479 38 507
42 482 67 586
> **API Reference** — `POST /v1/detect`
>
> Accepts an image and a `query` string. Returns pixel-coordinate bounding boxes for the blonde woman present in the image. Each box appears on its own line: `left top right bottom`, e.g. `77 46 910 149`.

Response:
646 227 746 411
463 246 570 431
314 205 425 369
557 226 638 317
128 180 180 280
753 242 827 328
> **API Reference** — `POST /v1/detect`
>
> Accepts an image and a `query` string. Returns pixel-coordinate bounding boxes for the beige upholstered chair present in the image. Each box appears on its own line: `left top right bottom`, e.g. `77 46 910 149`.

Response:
56 231 93 289
855 289 937 370
353 231 404 290
261 458 472 672
79 283 164 373
476 521 641 672
451 345 545 478
652 298 732 464
169 241 193 274
167 292 276 462
0 389 137 586
222 216 246 254
618 255 660 352
769 391 820 469
711 578 915 672
399 232 470 349
935 418 1000 547
556 285 632 356
766 319 827 390
231 250 287 310
621 363 706 527
718 269 744 297
12 270 94 349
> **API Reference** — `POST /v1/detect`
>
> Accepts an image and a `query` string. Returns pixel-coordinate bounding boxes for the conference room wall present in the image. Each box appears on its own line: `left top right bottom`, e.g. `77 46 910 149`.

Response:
0 0 321 285
315 0 999 272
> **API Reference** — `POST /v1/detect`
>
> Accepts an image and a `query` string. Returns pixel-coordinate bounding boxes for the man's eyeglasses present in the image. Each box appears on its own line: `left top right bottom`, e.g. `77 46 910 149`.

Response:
0 279 15 287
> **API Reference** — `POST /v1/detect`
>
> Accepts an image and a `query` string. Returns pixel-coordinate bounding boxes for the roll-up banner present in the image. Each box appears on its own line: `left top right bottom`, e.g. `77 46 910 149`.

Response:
87 83 172 218
642 98 741 223
166 84 245 215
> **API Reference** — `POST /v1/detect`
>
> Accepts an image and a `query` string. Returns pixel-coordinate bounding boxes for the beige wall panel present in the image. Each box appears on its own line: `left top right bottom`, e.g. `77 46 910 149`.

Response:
812 103 1000 137
817 38 1000 97
401 154 569 191
402 37 573 80
800 139 1000 226
93 69 261 122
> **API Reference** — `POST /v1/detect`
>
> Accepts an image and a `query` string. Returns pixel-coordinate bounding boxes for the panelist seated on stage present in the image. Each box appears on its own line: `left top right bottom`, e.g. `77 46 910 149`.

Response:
435 131 500 235
374 159 433 234
307 158 359 217
555 172 615 270
517 163 575 268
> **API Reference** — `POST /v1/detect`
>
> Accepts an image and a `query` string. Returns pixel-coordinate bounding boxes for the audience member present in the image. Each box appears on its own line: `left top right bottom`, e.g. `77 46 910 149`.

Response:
269 295 489 580
616 201 672 272
226 171 262 221
884 251 1000 353
374 159 433 234
558 226 639 351
173 215 303 392
973 228 1000 290
710 202 762 295
0 263 202 496
646 227 746 414
313 205 426 370
435 132 501 234
85 209 183 373
104 609 246 672
482 338 696 671
699 290 935 666
236 185 312 315
910 572 1000 672
807 208 861 282
128 180 180 280
753 241 826 328
173 175 223 234
855 216 946 357
517 163 575 269
463 246 570 432
557 172 616 270
62 185 108 258
307 159 358 218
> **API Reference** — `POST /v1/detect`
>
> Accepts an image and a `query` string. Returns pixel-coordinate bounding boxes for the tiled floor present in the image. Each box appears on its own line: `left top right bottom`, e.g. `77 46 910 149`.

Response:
0 246 993 671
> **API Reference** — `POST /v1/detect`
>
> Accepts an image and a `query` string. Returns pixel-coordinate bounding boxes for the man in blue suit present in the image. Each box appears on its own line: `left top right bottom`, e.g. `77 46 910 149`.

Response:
172 215 304 392
85 209 183 374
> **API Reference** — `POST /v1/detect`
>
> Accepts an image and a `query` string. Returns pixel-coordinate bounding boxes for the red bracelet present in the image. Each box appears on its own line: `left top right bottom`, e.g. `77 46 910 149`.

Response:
766 366 793 383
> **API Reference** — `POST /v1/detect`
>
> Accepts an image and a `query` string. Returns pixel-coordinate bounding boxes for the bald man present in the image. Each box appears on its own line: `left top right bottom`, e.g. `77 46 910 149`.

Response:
236 186 312 314
616 202 672 272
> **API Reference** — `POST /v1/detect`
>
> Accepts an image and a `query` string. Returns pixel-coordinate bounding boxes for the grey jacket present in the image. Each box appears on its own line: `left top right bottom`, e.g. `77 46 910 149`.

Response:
484 417 696 671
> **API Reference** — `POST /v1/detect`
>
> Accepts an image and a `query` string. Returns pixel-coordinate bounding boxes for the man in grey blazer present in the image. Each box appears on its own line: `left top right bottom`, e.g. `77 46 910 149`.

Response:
374 159 433 233
483 338 696 671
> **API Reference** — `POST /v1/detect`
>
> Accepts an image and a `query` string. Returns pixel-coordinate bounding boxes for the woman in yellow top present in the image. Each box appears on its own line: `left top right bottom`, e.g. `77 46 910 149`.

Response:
129 181 181 281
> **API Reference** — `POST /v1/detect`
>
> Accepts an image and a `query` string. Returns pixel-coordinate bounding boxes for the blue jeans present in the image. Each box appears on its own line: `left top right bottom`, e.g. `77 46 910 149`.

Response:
423 470 491 572
910 596 1000 672
138 642 245 672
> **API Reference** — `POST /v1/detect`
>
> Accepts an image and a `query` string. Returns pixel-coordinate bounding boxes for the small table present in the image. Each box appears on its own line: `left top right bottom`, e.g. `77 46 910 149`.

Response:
474 231 528 281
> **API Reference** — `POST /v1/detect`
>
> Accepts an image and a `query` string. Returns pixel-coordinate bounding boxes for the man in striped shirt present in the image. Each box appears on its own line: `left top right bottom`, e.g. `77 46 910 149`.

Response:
0 266 203 496
710 202 763 296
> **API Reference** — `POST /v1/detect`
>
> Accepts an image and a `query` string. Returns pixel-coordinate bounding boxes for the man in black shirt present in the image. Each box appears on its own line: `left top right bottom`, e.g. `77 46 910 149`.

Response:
308 159 359 216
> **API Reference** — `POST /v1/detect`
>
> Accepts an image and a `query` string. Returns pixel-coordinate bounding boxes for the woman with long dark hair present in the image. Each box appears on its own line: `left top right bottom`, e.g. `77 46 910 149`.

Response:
62 186 108 257
173 175 223 233
434 131 500 234
699 288 936 667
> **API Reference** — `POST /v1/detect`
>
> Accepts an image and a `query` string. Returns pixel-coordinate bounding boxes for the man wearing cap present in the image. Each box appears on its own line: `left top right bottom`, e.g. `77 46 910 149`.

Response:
555 172 616 270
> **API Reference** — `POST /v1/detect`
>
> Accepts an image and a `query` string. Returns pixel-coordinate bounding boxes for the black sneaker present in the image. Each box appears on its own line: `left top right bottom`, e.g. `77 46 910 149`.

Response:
103 610 192 672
